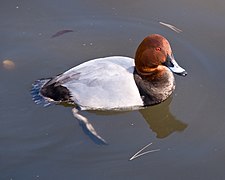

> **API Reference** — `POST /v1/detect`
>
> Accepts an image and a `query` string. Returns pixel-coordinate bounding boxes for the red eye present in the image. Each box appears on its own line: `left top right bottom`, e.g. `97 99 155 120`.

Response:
155 47 161 51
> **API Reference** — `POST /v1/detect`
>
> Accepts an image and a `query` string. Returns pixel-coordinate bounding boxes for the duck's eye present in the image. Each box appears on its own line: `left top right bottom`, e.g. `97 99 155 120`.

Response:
155 47 161 51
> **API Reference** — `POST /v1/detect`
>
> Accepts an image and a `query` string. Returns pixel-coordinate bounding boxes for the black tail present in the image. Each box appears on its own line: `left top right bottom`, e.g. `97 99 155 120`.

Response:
31 79 53 107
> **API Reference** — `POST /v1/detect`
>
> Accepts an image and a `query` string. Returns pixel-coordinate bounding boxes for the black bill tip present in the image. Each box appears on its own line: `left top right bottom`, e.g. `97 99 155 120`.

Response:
176 71 187 77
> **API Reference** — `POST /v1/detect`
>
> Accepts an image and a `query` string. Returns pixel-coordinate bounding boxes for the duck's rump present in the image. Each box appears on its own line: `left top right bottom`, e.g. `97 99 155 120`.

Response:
40 82 72 102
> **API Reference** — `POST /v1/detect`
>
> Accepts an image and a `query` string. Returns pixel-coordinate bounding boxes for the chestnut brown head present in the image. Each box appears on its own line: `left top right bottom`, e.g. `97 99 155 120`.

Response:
135 34 187 77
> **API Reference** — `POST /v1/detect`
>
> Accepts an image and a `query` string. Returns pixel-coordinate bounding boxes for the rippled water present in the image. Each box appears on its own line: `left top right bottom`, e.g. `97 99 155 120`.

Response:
1 0 225 179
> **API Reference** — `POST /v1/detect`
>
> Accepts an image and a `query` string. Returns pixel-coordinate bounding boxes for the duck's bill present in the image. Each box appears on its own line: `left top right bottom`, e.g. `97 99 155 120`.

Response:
164 54 187 77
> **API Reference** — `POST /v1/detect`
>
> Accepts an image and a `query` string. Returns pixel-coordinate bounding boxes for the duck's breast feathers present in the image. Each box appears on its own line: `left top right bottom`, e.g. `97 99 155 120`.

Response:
57 56 143 109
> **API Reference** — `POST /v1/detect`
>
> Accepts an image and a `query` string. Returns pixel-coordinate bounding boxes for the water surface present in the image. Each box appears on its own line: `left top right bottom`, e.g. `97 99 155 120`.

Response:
1 0 225 179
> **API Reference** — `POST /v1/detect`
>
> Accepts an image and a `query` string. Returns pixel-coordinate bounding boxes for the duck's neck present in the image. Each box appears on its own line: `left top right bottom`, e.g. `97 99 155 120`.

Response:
135 66 163 81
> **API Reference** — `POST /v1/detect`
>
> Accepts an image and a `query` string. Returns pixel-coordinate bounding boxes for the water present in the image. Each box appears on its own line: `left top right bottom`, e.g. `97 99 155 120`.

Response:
1 0 225 179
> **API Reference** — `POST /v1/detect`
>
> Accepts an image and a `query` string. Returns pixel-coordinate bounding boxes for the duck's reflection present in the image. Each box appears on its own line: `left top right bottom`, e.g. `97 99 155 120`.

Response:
66 96 187 143
139 97 187 138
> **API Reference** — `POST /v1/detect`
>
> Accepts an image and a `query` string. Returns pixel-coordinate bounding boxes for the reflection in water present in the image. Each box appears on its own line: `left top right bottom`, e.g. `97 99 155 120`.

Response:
87 96 187 142
139 97 188 138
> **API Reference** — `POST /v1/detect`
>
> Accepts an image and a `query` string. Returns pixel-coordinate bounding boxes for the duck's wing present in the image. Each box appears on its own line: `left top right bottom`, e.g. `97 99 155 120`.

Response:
59 56 143 110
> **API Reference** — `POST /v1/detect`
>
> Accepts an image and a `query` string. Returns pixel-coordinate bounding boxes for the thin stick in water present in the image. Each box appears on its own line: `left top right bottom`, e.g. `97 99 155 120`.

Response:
159 21 182 33
129 142 160 161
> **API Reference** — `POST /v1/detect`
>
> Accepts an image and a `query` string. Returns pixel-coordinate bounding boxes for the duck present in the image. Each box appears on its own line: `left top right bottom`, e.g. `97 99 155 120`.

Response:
31 34 187 144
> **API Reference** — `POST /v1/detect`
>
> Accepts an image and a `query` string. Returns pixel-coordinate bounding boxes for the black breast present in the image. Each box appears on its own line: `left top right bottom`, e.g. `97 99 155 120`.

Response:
133 68 171 106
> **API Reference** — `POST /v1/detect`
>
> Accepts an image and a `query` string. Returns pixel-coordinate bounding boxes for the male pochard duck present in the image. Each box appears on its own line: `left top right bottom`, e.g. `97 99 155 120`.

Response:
31 34 187 143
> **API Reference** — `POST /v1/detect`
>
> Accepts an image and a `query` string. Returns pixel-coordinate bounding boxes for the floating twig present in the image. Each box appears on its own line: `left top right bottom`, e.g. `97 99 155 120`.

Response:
51 29 74 38
129 142 160 161
159 21 182 33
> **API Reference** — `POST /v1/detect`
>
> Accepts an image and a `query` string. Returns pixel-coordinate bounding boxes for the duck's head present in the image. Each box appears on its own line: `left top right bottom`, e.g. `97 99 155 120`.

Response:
135 34 187 78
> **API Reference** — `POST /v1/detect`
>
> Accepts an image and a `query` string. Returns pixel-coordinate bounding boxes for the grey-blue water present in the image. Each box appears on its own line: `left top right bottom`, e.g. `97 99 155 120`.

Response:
1 0 225 179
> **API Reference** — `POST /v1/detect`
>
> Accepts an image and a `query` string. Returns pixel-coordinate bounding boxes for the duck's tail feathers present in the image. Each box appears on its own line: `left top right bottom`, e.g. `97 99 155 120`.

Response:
31 79 53 107
72 108 108 145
